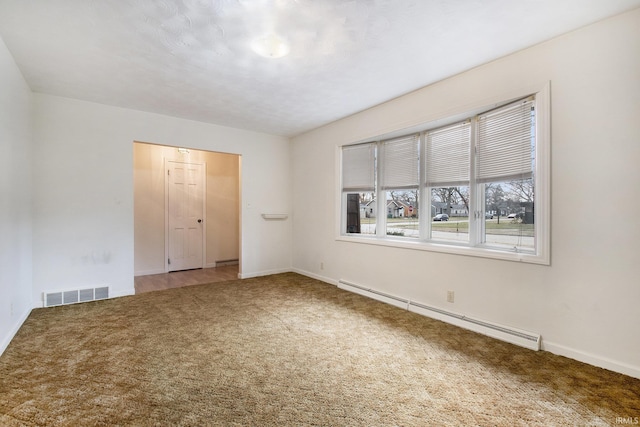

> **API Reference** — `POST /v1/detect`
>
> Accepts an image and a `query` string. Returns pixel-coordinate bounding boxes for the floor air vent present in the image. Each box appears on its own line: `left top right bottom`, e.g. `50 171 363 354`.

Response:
338 279 541 351
45 286 109 307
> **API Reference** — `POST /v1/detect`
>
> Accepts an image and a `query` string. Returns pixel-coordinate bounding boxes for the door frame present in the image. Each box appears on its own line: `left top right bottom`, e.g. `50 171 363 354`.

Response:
164 158 207 273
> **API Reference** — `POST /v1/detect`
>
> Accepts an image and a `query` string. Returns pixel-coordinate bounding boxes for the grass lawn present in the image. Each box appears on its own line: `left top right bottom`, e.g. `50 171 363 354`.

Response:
385 216 534 237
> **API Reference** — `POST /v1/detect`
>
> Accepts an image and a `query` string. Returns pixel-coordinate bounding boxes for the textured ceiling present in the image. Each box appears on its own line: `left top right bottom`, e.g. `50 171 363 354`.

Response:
1 0 639 137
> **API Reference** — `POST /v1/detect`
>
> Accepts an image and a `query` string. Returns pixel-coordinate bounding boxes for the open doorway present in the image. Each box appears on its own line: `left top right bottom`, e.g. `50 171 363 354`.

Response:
133 142 241 293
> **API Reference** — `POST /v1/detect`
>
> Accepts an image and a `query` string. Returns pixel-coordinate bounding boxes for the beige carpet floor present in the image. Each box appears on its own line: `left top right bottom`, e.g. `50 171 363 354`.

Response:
1 273 638 426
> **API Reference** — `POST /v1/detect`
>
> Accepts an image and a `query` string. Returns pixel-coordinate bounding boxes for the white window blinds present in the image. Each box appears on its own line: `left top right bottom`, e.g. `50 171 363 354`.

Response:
342 143 375 192
380 134 419 190
425 122 470 187
477 98 535 183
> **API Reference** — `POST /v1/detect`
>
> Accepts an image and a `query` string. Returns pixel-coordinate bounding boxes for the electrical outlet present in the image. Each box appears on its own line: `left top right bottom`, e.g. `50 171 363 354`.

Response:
320 262 324 270
447 291 455 303
10 303 14 316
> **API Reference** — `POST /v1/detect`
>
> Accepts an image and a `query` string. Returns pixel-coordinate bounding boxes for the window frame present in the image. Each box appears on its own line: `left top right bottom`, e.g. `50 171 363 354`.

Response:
337 83 550 265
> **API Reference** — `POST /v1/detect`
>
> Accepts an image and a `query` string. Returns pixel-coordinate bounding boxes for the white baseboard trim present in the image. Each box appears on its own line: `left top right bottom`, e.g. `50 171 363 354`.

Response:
134 268 166 276
238 267 292 279
291 268 339 286
215 259 239 267
111 289 136 299
205 262 217 269
336 278 541 351
542 340 640 380
257 269 640 379
0 306 32 357
20 270 638 380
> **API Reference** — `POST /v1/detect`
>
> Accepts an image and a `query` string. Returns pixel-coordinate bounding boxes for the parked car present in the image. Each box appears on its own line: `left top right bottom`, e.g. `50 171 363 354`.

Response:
485 213 494 219
433 214 449 221
507 213 517 219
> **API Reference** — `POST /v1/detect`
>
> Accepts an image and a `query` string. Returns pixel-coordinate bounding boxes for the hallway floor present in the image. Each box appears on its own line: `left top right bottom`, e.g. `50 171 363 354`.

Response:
134 265 239 294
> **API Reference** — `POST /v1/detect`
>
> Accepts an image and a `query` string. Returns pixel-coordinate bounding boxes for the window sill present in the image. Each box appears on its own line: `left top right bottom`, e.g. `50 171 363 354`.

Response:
336 234 549 265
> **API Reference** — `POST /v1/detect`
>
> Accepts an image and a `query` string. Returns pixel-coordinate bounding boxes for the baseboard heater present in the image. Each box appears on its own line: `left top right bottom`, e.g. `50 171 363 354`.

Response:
44 286 109 308
338 279 541 351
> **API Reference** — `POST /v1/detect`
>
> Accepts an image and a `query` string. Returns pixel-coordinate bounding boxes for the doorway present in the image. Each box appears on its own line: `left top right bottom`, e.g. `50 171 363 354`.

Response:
133 142 241 281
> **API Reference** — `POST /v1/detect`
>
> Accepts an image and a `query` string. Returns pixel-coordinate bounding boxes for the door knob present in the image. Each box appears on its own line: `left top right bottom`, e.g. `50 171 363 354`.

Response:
197 219 202 223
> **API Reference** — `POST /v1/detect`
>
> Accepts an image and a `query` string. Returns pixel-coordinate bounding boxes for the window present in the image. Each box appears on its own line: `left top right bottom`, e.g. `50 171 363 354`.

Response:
476 98 536 252
341 143 376 235
425 122 470 243
339 85 550 264
381 135 420 238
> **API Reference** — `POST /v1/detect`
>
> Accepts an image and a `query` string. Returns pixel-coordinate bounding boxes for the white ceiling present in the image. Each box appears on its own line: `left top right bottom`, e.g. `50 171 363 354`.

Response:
1 0 639 137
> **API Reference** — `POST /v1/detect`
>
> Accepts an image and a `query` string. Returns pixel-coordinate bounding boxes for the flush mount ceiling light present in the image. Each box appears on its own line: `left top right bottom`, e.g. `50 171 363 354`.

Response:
251 33 290 58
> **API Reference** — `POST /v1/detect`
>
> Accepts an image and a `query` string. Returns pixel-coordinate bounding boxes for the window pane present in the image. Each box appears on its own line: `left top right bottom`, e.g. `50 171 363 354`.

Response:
477 99 535 183
381 135 419 190
385 190 419 238
430 186 469 243
345 192 376 235
483 179 534 251
342 143 375 192
425 122 470 187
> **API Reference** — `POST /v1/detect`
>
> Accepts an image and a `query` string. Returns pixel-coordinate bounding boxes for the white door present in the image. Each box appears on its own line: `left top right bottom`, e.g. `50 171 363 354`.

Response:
167 161 205 272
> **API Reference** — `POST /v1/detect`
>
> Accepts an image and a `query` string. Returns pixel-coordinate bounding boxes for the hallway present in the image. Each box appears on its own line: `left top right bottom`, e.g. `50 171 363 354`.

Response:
134 265 239 294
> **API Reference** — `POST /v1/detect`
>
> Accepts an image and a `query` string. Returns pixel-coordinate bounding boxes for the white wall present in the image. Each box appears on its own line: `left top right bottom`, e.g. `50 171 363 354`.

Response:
0 36 33 354
32 94 292 305
133 142 240 275
291 9 640 378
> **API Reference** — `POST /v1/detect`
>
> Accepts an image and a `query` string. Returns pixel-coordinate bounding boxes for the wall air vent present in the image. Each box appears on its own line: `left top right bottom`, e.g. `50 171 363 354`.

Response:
44 286 109 308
